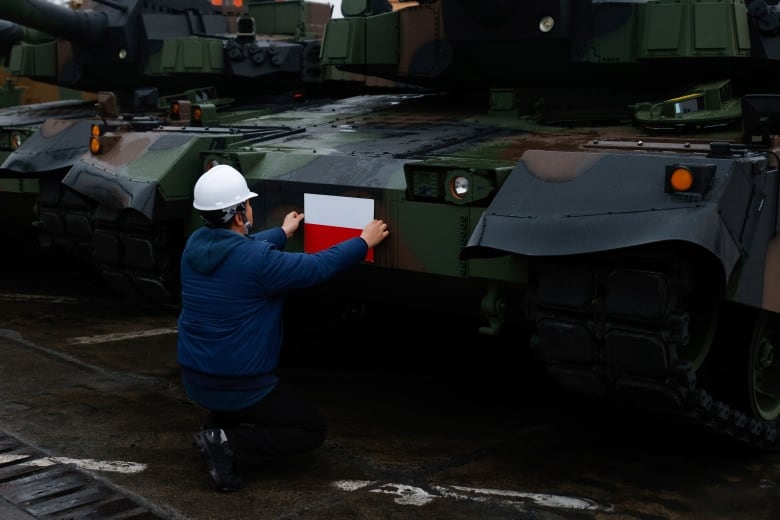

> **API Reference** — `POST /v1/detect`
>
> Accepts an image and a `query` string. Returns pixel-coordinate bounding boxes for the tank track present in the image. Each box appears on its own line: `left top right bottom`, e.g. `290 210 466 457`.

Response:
35 177 95 261
528 247 779 450
35 179 182 302
90 216 183 303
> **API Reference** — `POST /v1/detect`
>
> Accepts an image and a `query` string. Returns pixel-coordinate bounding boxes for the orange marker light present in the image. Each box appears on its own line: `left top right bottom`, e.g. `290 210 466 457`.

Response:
669 167 694 192
91 124 101 137
90 136 101 154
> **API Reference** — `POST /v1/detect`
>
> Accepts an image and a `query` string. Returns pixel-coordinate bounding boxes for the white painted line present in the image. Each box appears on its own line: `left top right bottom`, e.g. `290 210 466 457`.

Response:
0 293 82 304
333 479 613 512
372 483 437 506
437 484 613 512
0 454 146 474
333 479 377 491
0 453 28 464
66 328 178 345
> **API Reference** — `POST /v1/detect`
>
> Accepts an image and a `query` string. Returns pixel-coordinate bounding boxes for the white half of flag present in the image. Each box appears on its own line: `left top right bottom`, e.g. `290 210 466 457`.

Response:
303 194 375 261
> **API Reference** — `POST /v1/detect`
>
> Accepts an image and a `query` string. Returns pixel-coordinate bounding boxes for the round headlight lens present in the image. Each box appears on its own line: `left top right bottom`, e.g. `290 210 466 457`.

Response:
539 16 555 33
451 176 470 199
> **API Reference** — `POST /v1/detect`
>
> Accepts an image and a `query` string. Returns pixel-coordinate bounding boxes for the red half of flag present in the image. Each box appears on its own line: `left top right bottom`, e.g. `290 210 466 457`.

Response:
304 223 374 262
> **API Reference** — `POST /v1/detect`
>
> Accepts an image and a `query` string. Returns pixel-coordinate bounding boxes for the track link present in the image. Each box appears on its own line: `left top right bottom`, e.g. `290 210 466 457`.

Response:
528 246 779 450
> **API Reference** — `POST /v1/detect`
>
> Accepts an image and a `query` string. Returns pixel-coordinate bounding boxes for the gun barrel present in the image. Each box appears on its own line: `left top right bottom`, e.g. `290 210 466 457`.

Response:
0 19 53 45
0 0 108 47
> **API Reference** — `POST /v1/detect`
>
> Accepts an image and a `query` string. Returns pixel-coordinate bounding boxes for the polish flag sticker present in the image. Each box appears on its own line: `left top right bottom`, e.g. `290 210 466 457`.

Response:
303 194 376 262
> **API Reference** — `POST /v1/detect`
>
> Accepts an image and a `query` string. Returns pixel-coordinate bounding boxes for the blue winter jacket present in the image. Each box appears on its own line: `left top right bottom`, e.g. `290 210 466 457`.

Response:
177 225 368 411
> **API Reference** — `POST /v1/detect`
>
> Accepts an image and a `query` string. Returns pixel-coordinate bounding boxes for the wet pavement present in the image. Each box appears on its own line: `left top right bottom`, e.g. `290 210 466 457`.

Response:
0 248 780 519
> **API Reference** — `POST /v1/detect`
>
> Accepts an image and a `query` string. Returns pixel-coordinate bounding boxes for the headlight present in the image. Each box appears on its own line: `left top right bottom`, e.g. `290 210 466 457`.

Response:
539 16 555 33
450 176 470 199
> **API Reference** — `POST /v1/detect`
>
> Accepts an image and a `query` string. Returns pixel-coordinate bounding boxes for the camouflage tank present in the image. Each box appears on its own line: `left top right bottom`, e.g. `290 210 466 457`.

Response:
0 0 331 97
316 0 780 448
310 0 780 448
0 12 97 244
0 0 380 252
9 0 780 448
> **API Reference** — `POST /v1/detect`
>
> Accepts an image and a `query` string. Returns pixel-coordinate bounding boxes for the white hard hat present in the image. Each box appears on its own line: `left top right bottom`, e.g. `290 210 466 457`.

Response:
193 164 258 211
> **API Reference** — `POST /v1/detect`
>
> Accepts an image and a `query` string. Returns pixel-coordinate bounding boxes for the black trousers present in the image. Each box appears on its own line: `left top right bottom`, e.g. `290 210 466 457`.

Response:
203 380 327 471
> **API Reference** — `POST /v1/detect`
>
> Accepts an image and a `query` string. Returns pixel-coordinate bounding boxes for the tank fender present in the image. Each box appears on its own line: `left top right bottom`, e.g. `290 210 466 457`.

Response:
461 149 778 309
63 161 157 218
0 116 96 175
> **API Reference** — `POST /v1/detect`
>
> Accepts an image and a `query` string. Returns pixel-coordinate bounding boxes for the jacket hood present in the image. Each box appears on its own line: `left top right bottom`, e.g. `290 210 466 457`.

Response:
184 226 247 275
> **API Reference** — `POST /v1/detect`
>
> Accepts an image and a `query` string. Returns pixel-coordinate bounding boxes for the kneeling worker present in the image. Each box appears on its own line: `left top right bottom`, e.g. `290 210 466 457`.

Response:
177 164 389 492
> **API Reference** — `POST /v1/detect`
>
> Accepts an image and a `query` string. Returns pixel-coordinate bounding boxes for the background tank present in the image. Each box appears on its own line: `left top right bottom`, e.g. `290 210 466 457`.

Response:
0 8 97 245
0 0 396 252
0 0 337 100
11 0 780 448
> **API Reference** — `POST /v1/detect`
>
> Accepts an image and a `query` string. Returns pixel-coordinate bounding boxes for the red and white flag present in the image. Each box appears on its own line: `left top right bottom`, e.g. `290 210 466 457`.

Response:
303 194 376 262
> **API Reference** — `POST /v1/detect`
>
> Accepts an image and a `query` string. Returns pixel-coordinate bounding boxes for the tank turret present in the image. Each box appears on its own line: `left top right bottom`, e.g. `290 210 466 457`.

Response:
0 0 333 99
323 0 780 99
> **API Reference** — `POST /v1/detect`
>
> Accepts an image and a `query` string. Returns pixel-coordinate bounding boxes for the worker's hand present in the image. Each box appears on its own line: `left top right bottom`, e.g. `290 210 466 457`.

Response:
281 211 304 238
360 219 389 248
